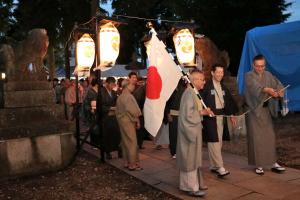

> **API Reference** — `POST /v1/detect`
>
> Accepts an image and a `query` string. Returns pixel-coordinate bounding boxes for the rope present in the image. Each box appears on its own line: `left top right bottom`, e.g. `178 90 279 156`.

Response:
215 84 290 118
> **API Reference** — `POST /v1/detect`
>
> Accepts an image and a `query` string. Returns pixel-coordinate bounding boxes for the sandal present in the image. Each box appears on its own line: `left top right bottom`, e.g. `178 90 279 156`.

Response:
271 163 285 173
128 166 143 171
187 190 205 197
210 167 218 173
255 167 264 175
216 167 230 178
200 185 208 190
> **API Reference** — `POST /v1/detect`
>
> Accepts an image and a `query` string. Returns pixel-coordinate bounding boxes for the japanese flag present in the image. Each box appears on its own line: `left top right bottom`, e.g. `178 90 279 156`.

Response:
144 31 182 136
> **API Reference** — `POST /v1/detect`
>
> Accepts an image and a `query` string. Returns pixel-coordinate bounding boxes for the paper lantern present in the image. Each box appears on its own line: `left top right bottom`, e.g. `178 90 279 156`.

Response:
98 22 120 71
173 28 195 67
1 72 6 80
76 33 95 76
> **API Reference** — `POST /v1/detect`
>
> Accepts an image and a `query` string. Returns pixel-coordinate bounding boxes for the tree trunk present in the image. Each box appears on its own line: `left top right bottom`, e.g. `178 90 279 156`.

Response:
65 43 71 79
91 0 99 16
48 45 56 80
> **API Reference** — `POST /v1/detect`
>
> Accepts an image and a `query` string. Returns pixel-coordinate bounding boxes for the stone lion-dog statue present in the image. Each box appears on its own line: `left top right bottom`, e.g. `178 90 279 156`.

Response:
0 28 49 81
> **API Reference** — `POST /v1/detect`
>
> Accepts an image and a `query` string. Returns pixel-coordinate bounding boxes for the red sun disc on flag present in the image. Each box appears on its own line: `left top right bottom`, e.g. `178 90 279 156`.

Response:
146 66 162 99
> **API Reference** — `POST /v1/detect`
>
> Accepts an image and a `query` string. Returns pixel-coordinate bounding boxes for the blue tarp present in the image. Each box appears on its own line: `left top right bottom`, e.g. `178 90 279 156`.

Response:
237 21 300 111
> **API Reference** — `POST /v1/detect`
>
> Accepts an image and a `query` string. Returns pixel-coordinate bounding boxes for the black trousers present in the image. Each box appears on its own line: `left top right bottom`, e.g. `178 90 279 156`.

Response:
136 116 147 148
169 116 178 156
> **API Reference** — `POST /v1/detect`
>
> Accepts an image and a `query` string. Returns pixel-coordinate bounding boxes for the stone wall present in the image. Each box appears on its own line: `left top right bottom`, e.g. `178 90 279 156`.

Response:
0 132 75 178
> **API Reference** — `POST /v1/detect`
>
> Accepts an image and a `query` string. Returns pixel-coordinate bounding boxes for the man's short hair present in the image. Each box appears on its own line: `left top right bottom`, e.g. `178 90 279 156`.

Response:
211 64 225 72
190 68 204 75
121 79 130 88
106 76 116 84
128 71 137 78
117 77 124 87
253 54 265 63
91 78 98 87
189 69 204 81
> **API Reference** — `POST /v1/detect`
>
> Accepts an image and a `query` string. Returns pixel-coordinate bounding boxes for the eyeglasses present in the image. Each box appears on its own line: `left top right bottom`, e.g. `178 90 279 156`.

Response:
254 65 265 68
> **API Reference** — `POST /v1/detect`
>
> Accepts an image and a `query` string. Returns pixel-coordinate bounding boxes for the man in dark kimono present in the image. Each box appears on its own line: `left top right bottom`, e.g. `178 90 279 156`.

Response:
202 64 238 177
100 77 121 159
132 75 148 149
244 54 285 175
166 79 186 158
83 78 99 145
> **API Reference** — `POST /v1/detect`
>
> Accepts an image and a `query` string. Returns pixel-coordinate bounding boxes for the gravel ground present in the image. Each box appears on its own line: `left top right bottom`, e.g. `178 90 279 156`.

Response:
0 152 178 200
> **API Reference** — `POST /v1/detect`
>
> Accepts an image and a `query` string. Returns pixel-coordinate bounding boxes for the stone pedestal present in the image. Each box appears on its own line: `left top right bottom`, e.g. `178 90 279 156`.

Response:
0 81 75 178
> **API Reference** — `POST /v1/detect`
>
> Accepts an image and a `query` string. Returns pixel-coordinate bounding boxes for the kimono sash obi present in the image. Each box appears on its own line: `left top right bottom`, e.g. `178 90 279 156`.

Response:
214 108 225 115
170 109 179 116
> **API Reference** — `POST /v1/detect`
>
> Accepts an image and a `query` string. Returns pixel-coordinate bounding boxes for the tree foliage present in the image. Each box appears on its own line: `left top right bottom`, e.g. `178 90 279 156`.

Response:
0 0 14 37
2 0 92 77
112 0 292 74
10 0 61 43
0 0 292 75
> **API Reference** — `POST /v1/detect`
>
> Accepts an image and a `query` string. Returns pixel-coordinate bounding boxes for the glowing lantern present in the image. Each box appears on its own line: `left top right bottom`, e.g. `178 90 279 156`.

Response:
173 28 195 67
98 22 120 71
1 72 6 80
75 33 95 76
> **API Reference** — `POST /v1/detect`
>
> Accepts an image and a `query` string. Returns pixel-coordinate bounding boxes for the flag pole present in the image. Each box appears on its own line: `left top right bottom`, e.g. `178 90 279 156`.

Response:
177 67 209 110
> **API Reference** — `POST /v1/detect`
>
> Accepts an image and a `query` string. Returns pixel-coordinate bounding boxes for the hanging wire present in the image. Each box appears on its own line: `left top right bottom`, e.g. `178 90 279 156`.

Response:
64 17 96 49
112 14 194 23
64 13 194 49
79 16 96 26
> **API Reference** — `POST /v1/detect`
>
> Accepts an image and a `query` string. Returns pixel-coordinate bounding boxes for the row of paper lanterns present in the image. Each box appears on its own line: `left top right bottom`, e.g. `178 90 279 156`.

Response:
76 22 195 74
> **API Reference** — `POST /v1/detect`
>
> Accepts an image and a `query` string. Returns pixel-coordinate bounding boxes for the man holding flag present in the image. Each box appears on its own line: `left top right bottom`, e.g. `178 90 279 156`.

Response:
143 27 214 197
176 69 214 197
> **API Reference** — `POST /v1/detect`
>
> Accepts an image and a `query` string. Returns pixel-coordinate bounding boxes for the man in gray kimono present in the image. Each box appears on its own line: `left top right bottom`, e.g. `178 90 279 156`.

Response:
116 79 142 171
244 54 286 175
177 70 214 197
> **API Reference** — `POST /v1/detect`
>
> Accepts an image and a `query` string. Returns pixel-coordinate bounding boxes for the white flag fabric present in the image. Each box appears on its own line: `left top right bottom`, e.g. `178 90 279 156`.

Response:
144 32 182 137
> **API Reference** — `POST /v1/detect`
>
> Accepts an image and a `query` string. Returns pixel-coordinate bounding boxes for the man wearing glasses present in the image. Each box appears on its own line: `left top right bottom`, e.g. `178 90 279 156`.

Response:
244 54 286 175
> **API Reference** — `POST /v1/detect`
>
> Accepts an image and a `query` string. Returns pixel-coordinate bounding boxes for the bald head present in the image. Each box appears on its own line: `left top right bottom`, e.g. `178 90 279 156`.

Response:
122 79 135 93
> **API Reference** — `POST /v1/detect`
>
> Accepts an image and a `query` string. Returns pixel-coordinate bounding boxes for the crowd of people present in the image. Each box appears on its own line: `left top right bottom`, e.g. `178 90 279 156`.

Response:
51 71 148 170
50 54 286 197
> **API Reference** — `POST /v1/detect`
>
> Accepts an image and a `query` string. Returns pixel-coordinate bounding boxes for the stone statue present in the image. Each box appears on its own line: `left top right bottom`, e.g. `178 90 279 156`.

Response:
195 36 230 78
0 29 49 81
